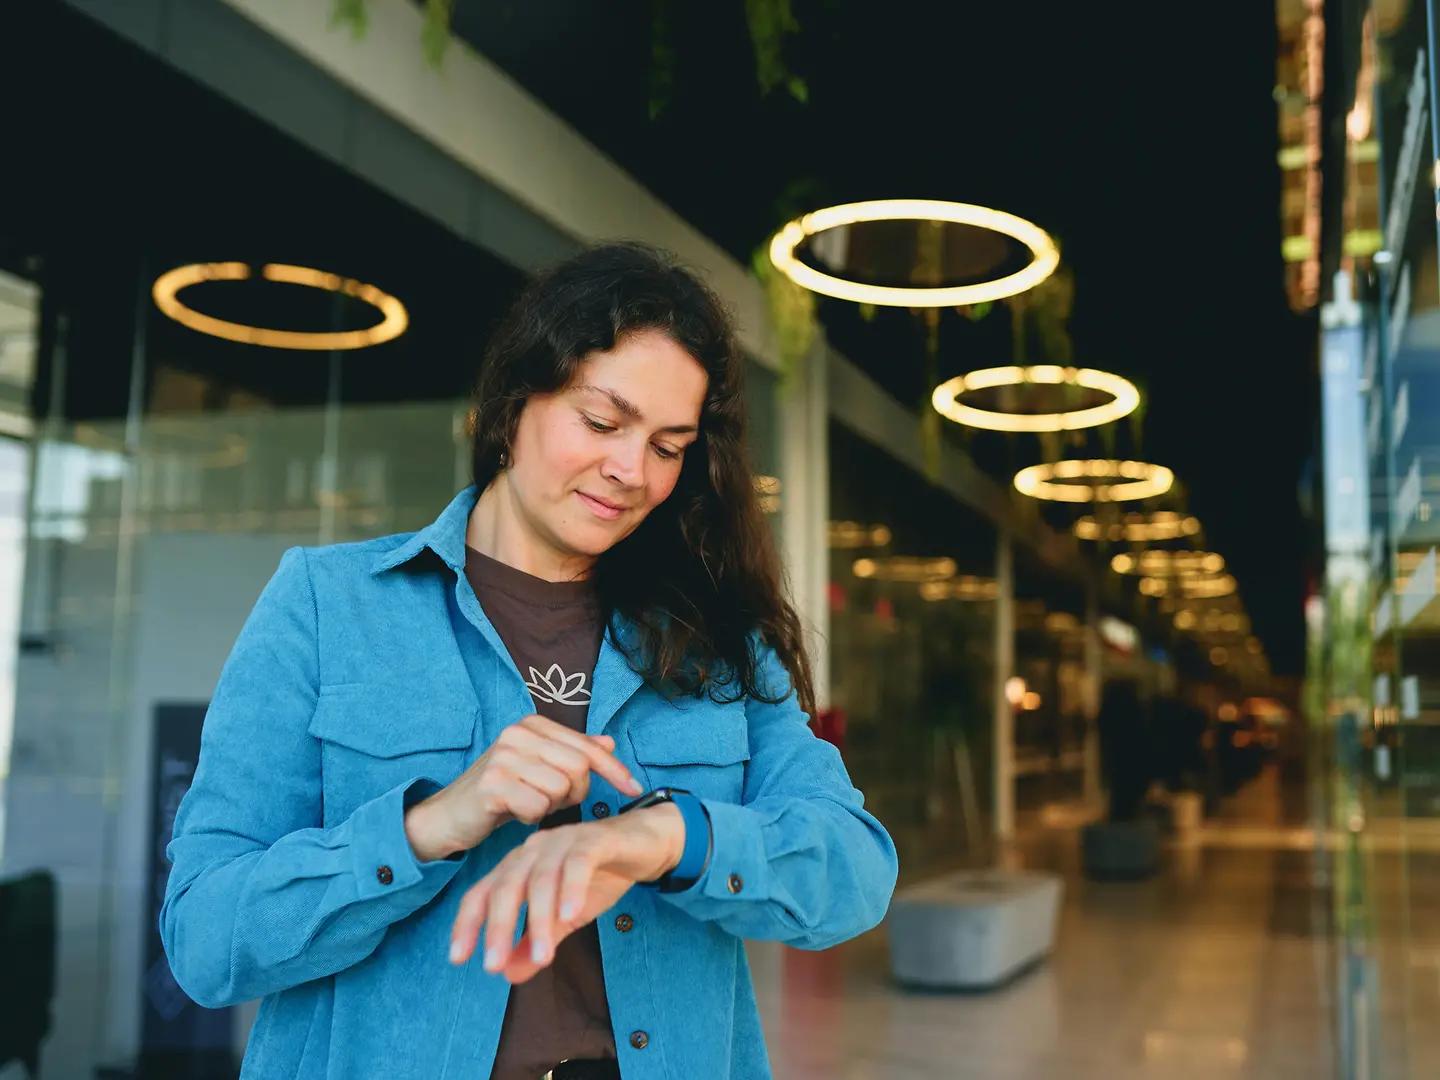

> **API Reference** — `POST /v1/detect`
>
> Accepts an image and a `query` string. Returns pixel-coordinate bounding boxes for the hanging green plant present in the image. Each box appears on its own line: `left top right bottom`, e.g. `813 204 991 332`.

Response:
646 0 808 117
920 308 943 482
330 0 456 67
331 0 368 38
751 246 817 392
1028 265 1074 368
745 0 808 103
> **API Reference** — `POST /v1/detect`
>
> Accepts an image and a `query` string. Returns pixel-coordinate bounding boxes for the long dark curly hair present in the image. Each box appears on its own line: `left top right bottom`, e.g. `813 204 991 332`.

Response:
470 242 816 719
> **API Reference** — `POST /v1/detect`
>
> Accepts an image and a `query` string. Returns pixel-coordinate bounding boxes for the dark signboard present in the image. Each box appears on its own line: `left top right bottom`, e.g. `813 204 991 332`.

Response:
139 703 235 1080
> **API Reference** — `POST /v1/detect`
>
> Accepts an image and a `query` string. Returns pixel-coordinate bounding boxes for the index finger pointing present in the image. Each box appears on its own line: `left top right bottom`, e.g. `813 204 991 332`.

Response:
577 739 642 796
518 715 642 795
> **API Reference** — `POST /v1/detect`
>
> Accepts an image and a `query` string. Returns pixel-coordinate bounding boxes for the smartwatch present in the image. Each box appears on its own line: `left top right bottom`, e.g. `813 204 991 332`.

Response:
617 787 710 892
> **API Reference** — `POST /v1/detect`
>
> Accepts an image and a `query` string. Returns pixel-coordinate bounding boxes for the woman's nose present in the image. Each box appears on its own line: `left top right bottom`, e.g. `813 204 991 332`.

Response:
603 438 646 487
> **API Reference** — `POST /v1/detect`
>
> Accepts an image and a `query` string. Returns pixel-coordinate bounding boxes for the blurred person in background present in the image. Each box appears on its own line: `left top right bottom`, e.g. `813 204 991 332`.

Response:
159 243 898 1080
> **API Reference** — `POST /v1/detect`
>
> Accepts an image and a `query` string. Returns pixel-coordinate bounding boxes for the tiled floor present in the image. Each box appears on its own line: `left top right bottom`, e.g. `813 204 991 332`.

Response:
751 775 1342 1080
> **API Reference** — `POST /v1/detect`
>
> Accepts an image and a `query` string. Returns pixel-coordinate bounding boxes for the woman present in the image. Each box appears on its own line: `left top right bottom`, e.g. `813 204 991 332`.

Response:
161 242 898 1080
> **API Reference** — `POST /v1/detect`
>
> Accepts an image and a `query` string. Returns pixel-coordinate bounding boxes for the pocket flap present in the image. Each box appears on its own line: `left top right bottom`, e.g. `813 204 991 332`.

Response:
627 703 750 767
308 683 477 758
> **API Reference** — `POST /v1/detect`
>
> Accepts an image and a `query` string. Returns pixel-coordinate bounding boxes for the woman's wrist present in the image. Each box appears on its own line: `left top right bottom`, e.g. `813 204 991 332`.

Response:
609 802 687 880
405 794 462 863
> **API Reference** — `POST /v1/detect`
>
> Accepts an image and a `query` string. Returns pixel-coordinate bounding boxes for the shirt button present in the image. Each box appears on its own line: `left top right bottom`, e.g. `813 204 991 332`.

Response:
615 913 634 933
376 865 394 886
592 802 611 819
630 1031 649 1050
727 873 743 894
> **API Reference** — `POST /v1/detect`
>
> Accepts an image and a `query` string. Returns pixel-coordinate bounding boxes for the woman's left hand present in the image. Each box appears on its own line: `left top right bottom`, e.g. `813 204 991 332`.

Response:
449 804 686 983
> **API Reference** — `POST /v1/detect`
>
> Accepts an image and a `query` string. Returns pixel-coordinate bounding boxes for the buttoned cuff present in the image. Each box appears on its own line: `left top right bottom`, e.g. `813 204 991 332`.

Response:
659 797 768 907
347 777 463 901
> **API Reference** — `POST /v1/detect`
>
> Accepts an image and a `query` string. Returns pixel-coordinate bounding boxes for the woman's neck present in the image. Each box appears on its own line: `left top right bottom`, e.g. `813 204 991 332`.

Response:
466 476 596 583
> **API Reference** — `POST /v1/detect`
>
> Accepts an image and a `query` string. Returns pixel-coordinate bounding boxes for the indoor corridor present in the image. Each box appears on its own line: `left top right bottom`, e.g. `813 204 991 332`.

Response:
752 772 1347 1080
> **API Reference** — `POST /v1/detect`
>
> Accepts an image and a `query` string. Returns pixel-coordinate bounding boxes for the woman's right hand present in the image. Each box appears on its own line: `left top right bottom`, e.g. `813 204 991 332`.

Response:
403 714 643 863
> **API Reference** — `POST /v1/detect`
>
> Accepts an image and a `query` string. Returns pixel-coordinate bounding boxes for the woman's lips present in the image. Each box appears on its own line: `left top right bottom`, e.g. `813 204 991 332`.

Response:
577 492 626 521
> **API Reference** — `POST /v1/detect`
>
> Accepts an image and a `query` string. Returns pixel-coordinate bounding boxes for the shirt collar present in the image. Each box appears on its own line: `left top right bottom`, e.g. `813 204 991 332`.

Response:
370 485 478 576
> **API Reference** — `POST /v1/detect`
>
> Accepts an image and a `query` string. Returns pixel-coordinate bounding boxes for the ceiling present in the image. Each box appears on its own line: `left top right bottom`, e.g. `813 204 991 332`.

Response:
437 0 1318 672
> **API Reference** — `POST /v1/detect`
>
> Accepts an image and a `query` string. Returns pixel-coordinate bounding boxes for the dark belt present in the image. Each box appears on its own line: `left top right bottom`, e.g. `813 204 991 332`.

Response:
550 1060 622 1080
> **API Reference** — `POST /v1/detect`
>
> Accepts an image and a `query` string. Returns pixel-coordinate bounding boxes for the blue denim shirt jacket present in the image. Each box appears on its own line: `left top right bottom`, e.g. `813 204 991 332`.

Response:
161 486 899 1080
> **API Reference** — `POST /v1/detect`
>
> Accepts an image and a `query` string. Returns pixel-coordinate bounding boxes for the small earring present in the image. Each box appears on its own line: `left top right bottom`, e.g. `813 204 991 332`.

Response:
497 450 508 468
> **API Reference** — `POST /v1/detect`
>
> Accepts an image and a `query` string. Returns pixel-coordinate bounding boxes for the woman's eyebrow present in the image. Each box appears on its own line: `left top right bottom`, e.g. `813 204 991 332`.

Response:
577 384 698 434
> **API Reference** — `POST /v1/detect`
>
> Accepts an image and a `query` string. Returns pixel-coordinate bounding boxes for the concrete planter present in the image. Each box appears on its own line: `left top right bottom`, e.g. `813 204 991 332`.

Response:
1081 819 1161 881
886 870 1064 991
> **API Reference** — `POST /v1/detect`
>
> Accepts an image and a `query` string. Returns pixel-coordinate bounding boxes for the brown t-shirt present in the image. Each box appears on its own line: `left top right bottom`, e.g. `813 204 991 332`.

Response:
464 547 618 1080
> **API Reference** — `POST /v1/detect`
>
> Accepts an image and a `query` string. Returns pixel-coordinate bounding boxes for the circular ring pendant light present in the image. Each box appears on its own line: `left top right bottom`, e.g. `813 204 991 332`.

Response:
152 262 409 350
768 199 1060 307
852 556 957 583
1074 512 1200 542
1013 460 1175 503
1140 573 1237 600
1112 551 1225 577
931 364 1139 432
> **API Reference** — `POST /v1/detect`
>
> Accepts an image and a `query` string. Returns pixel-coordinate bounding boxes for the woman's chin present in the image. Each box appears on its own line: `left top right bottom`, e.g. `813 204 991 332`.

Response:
559 520 628 559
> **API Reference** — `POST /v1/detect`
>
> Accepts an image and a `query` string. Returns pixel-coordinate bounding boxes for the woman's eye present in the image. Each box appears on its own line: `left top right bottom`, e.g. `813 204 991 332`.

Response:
582 415 617 434
653 444 681 461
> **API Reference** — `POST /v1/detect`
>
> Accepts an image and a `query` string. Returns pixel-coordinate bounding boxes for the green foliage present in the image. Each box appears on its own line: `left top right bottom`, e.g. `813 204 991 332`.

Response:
745 0 806 103
645 0 809 117
751 247 817 391
328 0 453 67
1027 266 1074 367
330 1 810 117
421 0 455 67
330 0 368 37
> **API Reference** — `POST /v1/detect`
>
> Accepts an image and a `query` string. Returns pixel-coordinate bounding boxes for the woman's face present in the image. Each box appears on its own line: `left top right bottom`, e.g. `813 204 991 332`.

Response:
506 329 709 563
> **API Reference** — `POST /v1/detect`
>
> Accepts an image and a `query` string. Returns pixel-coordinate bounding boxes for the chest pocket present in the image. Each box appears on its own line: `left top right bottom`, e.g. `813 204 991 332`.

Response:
626 700 750 805
308 683 478 826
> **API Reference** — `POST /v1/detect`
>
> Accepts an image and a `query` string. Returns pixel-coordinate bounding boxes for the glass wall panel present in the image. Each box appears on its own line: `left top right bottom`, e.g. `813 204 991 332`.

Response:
1012 552 1091 822
0 7 543 1078
827 419 997 874
1329 2 1440 1077
1 11 808 1077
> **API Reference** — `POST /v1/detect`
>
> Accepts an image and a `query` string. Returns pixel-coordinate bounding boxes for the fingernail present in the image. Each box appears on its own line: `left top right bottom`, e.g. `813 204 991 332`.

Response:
626 778 644 795
483 948 500 972
531 940 546 963
449 940 465 965
560 902 578 922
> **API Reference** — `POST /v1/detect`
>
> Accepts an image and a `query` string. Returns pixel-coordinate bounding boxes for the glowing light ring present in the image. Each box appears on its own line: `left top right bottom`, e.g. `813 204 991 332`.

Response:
1112 551 1225 577
152 262 409 350
1140 574 1237 599
1013 460 1174 504
920 576 999 601
768 199 1060 308
1074 512 1200 542
931 365 1139 433
829 521 893 549
853 556 956 583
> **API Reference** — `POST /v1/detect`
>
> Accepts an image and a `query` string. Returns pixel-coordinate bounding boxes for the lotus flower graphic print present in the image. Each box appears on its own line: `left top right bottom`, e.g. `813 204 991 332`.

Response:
525 663 592 706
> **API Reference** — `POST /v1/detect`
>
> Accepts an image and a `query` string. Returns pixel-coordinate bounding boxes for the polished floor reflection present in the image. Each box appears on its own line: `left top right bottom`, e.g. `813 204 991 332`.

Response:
752 774 1340 1080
